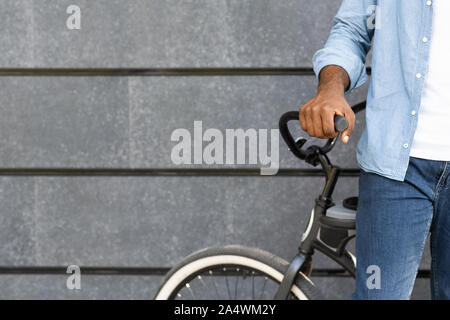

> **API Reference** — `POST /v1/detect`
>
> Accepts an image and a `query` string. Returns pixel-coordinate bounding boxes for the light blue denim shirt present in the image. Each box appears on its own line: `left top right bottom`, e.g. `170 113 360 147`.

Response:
313 0 434 181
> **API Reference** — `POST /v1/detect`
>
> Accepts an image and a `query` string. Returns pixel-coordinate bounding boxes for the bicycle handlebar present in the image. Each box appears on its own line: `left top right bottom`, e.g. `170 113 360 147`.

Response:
333 115 349 133
279 101 366 164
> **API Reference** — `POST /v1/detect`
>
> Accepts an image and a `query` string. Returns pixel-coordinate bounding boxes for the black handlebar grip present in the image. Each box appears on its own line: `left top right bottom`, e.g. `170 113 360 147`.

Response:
279 111 350 161
334 115 348 133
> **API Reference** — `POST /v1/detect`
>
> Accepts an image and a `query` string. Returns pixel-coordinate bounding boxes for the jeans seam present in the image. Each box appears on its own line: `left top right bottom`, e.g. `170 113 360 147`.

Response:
430 161 449 299
417 214 434 299
433 162 448 202
431 230 439 299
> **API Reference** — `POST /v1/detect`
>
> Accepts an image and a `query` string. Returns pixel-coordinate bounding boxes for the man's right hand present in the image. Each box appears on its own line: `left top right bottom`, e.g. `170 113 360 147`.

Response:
299 65 355 144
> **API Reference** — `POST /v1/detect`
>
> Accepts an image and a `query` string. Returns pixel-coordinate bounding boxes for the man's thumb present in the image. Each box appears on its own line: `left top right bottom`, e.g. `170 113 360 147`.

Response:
341 130 351 144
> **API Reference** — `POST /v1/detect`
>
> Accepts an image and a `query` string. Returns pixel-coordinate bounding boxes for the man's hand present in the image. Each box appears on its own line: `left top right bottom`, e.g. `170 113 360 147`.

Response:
299 65 355 144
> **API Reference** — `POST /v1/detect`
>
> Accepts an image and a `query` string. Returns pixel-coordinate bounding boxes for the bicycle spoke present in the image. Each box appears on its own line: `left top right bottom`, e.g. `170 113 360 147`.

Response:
185 283 196 299
252 271 255 300
234 268 240 300
197 275 211 297
258 276 268 299
224 267 232 299
208 270 221 299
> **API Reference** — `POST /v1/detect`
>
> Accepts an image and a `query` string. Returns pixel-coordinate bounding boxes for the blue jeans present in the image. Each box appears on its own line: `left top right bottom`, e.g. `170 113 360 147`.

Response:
351 157 450 300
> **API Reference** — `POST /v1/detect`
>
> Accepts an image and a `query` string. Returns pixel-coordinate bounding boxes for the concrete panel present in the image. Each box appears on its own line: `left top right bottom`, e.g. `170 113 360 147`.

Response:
0 0 340 68
0 178 36 265
0 77 129 167
0 274 160 299
0 176 357 267
0 0 34 67
0 76 368 169
129 76 367 169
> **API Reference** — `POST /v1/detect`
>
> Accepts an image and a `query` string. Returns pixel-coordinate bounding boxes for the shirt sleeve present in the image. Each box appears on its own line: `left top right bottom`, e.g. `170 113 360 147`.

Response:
313 0 376 91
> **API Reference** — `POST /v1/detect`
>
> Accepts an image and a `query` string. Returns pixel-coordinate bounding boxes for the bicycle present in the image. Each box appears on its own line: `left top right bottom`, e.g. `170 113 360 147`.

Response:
154 101 366 300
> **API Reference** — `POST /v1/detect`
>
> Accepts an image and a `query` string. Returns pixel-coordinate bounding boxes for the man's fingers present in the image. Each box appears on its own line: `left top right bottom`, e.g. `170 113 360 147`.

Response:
341 111 355 144
304 108 316 137
299 108 307 132
321 110 337 138
300 99 355 141
312 108 325 138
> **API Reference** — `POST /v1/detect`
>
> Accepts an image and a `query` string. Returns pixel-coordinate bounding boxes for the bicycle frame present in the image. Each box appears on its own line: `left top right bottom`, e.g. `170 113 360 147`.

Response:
275 150 356 299
275 102 366 299
303 151 356 274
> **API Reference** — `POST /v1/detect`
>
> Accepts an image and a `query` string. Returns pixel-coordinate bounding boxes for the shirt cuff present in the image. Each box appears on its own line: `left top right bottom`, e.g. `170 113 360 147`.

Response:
313 47 368 92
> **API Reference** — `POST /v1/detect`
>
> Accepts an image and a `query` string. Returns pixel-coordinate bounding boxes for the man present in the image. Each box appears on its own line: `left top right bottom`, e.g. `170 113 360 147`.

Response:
301 0 449 299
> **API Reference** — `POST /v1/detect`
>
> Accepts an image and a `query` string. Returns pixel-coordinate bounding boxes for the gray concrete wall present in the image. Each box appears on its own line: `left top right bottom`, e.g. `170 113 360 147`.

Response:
0 0 430 299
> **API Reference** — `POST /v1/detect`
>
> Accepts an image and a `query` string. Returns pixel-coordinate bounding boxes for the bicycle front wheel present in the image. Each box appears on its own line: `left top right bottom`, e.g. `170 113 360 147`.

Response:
154 245 322 300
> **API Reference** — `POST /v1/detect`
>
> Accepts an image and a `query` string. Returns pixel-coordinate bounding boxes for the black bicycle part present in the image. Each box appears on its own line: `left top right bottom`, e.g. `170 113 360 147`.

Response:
343 196 358 210
274 101 366 300
274 255 306 300
279 113 347 166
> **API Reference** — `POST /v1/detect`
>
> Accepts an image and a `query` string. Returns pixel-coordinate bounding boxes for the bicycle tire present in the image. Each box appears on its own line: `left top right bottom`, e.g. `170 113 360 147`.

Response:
154 245 323 300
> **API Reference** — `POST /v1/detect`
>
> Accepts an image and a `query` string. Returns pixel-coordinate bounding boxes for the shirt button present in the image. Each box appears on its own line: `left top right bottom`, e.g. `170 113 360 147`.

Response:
416 73 422 79
403 143 409 149
422 37 428 43
426 1 432 6
411 110 417 116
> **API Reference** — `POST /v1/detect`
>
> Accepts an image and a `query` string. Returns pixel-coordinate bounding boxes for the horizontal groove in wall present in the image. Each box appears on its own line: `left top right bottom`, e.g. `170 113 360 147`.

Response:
0 68 371 77
0 68 315 77
0 168 361 177
0 266 169 276
0 266 430 278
